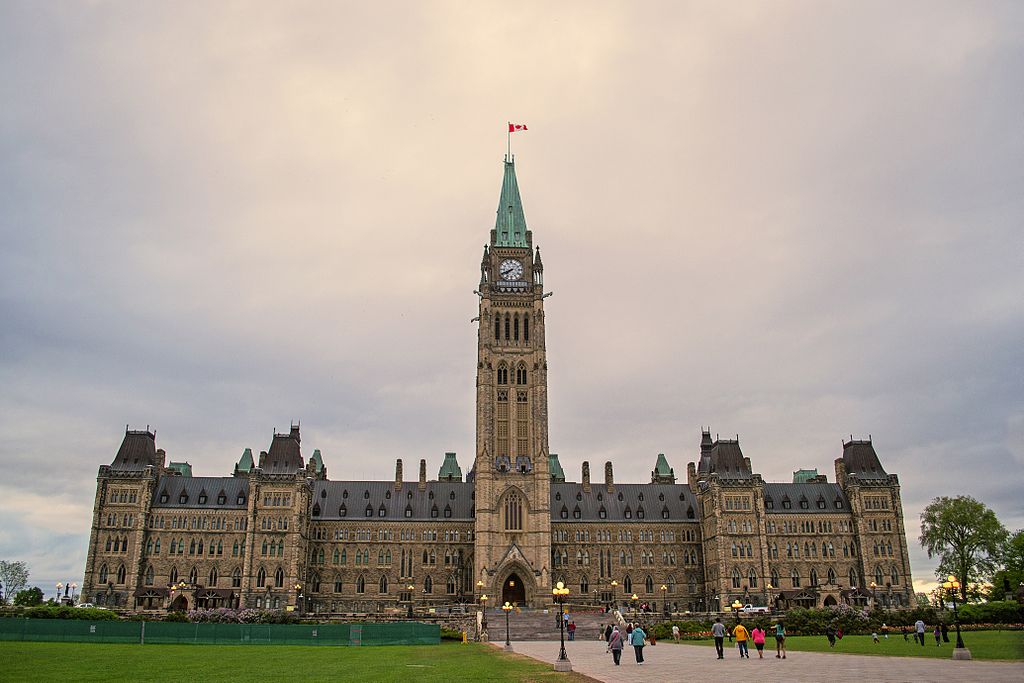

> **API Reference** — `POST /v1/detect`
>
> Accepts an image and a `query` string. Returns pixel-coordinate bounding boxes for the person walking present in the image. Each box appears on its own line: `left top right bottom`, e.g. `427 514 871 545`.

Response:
604 623 613 643
630 623 647 665
751 624 766 658
901 624 909 641
881 623 889 639
567 621 576 641
607 625 624 666
733 621 750 658
712 617 726 660
872 630 880 644
672 624 681 643
825 624 836 649
934 625 941 646
774 620 787 659
914 619 926 647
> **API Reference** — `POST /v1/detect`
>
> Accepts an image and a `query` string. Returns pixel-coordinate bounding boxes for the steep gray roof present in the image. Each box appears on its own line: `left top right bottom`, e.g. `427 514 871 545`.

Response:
550 482 700 522
697 439 752 479
152 476 249 509
110 430 158 470
312 480 475 521
842 440 889 480
762 482 849 514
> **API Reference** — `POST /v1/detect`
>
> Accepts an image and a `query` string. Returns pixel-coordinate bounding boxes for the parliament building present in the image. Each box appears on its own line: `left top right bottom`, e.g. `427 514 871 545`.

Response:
82 158 914 615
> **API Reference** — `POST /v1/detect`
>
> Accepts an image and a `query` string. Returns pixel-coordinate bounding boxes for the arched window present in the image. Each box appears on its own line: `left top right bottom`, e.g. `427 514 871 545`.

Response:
494 315 500 341
891 566 899 586
849 568 858 587
144 565 154 586
731 568 741 589
504 314 510 340
516 363 527 385
810 568 819 586
379 575 389 594
275 567 284 588
514 315 519 341
424 575 433 593
770 568 779 588
168 566 177 585
208 567 218 586
791 568 801 588
875 566 884 586
356 575 365 593
446 574 457 594
580 575 589 593
827 567 837 585
523 316 529 342
188 566 198 585
232 567 242 588
748 568 758 588
497 363 508 385
504 491 523 531
645 575 654 593
623 575 632 593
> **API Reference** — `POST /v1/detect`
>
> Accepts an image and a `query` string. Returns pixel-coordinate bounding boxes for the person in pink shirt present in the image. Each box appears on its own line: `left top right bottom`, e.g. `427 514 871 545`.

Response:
751 624 767 658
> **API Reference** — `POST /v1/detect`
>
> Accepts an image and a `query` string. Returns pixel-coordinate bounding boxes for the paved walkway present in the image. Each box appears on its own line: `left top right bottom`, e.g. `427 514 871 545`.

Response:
505 639 1024 682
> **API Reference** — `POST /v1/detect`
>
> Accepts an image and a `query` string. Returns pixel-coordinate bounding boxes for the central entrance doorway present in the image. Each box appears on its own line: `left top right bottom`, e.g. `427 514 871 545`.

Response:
502 573 526 606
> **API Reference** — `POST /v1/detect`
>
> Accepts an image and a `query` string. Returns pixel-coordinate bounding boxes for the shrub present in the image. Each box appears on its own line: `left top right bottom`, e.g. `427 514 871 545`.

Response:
440 627 463 641
20 606 118 621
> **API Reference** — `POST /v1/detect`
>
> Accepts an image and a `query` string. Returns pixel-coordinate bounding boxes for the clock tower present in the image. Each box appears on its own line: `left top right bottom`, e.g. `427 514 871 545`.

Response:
473 156 552 607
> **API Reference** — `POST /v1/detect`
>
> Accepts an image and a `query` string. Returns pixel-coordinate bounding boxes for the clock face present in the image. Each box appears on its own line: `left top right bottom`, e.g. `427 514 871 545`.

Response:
499 258 524 281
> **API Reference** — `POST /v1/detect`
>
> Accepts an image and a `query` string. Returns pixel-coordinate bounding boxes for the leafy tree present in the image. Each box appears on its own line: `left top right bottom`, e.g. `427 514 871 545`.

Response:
13 586 44 606
988 529 1024 601
919 496 1007 601
0 560 29 603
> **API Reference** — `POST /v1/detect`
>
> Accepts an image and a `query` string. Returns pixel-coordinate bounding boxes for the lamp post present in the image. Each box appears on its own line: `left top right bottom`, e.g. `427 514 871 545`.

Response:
609 580 618 612
476 579 484 603
407 584 415 618
295 583 303 614
766 583 773 612
942 575 970 659
70 582 77 604
660 584 668 617
869 580 878 610
552 581 571 671
630 593 639 623
502 601 514 651
56 583 63 605
731 599 743 625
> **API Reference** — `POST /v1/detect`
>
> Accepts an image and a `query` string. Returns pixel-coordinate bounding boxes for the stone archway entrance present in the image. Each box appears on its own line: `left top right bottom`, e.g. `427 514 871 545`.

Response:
502 573 526 606
168 594 189 612
823 595 838 607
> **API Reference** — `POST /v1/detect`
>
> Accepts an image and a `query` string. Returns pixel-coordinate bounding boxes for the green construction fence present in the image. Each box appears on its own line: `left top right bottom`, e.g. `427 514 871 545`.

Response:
0 618 439 646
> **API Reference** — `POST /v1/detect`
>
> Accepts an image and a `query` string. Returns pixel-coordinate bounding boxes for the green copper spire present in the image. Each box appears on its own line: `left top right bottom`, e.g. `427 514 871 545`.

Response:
493 157 530 248
310 449 324 473
651 453 675 484
438 452 463 481
549 453 565 482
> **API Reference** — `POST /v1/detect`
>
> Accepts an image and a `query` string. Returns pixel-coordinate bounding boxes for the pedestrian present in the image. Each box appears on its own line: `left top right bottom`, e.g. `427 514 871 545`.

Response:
626 622 633 637
934 625 941 646
630 623 647 665
872 631 879 644
607 625 624 666
568 620 576 641
901 624 908 641
649 628 657 646
914 619 926 647
941 622 949 643
712 617 726 660
825 624 836 649
734 621 750 658
775 620 787 659
672 624 681 643
881 623 889 639
751 624 766 658
604 623 613 643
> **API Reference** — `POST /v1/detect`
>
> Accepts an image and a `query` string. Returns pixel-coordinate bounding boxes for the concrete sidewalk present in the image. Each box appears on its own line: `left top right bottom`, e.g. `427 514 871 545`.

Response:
504 639 1024 682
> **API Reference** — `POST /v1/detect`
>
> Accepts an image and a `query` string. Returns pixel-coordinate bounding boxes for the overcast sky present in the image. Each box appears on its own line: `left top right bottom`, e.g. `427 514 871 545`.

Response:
1 1 1021 599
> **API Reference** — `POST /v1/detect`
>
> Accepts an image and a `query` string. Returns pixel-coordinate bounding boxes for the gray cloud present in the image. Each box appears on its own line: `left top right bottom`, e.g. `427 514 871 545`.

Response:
1 1 1022 595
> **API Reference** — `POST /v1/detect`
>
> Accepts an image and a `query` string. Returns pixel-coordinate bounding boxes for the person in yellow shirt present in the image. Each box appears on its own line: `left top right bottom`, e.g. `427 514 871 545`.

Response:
733 622 750 658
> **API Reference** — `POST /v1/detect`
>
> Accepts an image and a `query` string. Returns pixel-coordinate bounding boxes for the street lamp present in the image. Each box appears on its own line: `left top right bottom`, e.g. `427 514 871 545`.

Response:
609 580 618 612
407 584 415 618
660 584 668 616
630 593 639 622
56 583 63 605
294 583 304 614
552 581 571 671
942 575 970 659
70 583 77 604
731 598 743 624
476 579 484 602
766 583 773 612
502 601 514 651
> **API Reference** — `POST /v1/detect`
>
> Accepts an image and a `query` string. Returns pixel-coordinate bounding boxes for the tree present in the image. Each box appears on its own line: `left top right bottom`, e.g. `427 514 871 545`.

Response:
919 496 1008 601
0 560 29 603
988 529 1024 601
13 586 44 606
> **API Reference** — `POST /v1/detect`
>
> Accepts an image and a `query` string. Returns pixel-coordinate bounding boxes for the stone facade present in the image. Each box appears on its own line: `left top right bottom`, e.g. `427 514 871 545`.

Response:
80 157 913 614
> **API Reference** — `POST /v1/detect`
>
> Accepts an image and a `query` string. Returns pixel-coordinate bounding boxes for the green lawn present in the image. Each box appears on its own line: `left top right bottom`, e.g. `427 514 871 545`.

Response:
0 641 590 682
681 630 1024 661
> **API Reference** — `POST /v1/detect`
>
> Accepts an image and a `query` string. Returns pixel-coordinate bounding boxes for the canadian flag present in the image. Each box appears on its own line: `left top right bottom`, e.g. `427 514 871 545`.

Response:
508 123 528 132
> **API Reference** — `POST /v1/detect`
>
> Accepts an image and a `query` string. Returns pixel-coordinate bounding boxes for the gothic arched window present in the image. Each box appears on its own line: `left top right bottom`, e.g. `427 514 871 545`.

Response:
748 568 758 588
379 575 389 594
504 491 523 530
275 567 284 588
731 568 741 589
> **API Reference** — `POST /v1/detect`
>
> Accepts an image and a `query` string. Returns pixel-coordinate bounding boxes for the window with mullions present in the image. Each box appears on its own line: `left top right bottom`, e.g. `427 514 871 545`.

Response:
504 491 523 531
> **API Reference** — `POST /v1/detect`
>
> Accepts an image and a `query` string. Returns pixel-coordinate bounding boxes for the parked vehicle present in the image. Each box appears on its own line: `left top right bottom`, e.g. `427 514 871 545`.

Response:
741 604 769 614
76 603 95 609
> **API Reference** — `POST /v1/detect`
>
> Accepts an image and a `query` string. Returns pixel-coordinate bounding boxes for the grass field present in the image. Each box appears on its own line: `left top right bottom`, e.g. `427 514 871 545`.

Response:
0 641 591 682
682 630 1024 660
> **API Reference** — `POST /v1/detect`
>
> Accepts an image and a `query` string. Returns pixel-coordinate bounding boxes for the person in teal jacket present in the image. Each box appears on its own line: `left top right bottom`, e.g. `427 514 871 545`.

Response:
630 624 647 664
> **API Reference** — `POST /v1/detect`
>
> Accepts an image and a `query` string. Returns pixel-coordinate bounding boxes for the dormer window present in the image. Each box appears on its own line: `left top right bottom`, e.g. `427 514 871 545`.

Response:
236 494 245 505
555 492 561 501
598 506 607 519
405 504 412 518
431 505 438 518
429 491 435 500
560 505 568 519
576 492 582 501
800 498 809 509
312 503 321 517
198 493 207 504
817 498 826 509
637 507 645 519
444 504 452 518
658 493 664 501
342 490 348 499
449 491 455 500
638 492 644 501
661 506 670 519
385 490 391 500
782 498 791 509
160 492 169 503
339 504 347 517
407 491 413 499
686 505 695 519
597 493 603 501
834 499 843 509
365 504 373 517
378 504 386 517
217 494 226 505
765 499 774 509
617 492 624 501
321 489 327 498
363 490 370 499
624 506 632 519
572 506 581 519
179 493 188 504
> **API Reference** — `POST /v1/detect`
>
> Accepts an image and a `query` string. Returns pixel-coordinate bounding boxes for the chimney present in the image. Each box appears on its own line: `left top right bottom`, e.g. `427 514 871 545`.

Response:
394 459 403 491
687 462 697 489
834 458 847 489
605 461 614 493
419 459 427 491
582 461 591 493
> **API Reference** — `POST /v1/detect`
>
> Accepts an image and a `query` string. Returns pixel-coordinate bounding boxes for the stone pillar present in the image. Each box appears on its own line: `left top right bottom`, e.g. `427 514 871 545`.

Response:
419 459 427 491
395 459 403 491
605 462 614 493
581 462 590 493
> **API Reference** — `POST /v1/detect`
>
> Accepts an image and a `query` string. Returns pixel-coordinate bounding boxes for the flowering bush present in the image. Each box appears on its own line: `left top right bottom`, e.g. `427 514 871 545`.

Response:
184 607 295 624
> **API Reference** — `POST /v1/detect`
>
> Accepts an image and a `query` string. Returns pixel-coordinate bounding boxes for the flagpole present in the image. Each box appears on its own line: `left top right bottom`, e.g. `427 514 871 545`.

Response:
507 122 511 161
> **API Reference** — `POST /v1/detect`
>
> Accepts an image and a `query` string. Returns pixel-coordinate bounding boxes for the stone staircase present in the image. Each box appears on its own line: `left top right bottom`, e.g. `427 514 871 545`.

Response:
482 607 624 641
